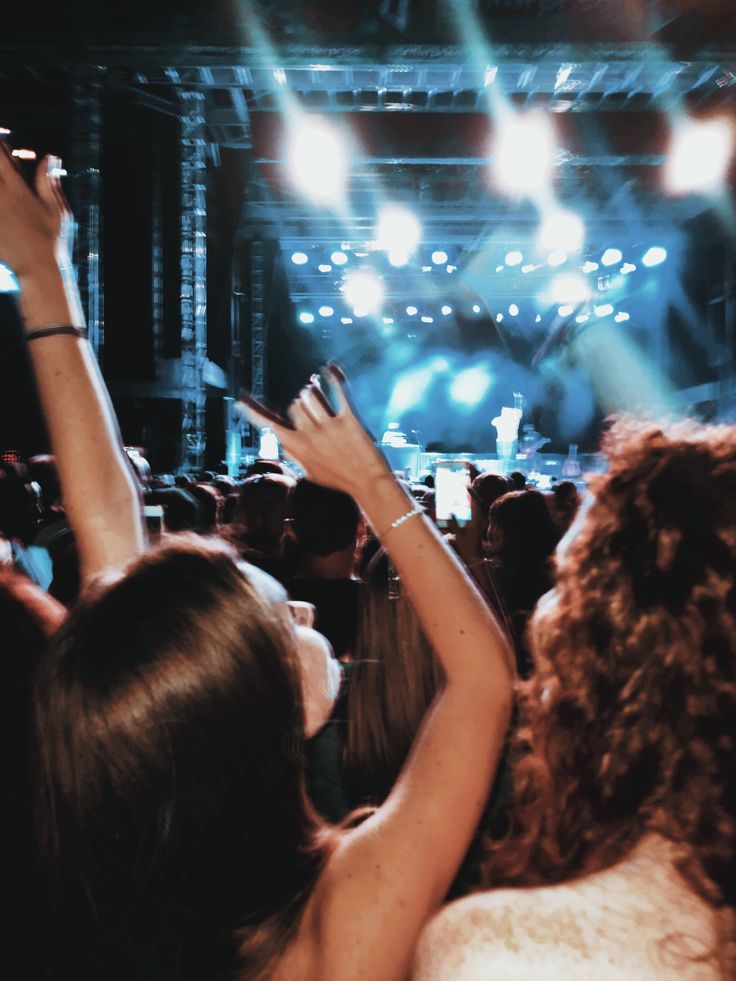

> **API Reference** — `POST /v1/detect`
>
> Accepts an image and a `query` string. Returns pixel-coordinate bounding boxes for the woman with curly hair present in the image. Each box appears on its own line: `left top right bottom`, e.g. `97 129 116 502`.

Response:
414 420 736 979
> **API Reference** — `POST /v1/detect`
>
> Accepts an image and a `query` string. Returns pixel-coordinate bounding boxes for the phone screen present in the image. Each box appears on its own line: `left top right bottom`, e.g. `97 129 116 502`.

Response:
144 504 164 543
435 463 472 526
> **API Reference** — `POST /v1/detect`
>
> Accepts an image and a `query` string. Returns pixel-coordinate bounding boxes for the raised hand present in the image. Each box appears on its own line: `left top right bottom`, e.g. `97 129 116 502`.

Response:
242 364 388 496
0 143 69 278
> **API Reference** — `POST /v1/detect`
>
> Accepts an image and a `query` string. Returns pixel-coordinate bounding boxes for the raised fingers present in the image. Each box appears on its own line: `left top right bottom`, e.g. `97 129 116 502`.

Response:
240 393 293 436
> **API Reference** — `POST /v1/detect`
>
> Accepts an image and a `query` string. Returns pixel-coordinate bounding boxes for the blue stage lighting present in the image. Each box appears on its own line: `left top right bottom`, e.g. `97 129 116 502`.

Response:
286 116 347 206
406 305 418 316
299 311 315 324
558 305 574 317
505 250 523 266
601 248 623 267
642 247 667 268
318 263 332 273
291 252 309 265
508 303 519 317
331 250 348 266
431 250 448 265
450 366 494 407
496 313 504 323
595 303 614 318
318 305 334 317
547 251 568 268
441 305 453 316
472 304 482 314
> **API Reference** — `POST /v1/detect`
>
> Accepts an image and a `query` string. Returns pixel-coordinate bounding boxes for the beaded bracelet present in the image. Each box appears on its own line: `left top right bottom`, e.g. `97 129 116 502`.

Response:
381 506 423 538
25 324 88 342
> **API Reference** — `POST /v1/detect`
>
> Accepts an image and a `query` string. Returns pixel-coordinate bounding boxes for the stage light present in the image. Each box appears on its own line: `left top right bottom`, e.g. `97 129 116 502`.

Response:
582 260 599 274
340 317 353 324
331 250 348 266
548 273 591 304
0 263 19 293
642 247 668 268
431 250 448 265
508 303 519 317
353 307 369 318
496 265 505 273
595 303 614 318
558 304 574 317
537 209 585 254
383 317 395 325
615 311 631 323
342 270 384 314
421 316 434 323
505 250 523 267
406 305 418 316
576 313 589 324
447 265 457 273
620 262 637 275
666 116 734 195
601 248 623 267
376 205 421 257
441 305 453 316
291 251 308 265
521 264 536 274
450 366 493 407
286 116 347 206
535 314 542 323
318 263 332 273
547 250 567 268
318 305 334 317
299 311 315 324
496 313 504 323
388 251 410 268
493 111 556 196
472 304 482 314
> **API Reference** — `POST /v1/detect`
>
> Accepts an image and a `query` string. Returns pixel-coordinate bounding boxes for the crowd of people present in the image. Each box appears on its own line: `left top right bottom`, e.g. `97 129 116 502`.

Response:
2 144 735 979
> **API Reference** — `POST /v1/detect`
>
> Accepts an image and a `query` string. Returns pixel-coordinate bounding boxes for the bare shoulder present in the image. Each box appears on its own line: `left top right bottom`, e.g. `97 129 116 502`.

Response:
412 863 721 981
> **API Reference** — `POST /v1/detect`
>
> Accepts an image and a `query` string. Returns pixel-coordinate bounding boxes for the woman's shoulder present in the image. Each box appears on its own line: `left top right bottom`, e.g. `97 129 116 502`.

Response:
412 855 720 981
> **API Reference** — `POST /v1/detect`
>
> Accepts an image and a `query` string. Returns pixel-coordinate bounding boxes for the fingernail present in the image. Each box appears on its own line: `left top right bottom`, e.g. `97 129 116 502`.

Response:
327 362 346 382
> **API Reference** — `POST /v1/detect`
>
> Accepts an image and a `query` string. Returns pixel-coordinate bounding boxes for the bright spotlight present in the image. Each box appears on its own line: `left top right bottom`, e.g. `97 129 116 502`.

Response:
431 250 448 265
388 251 410 268
421 316 434 323
318 305 334 317
0 263 19 293
508 303 519 317
340 317 353 324
601 248 623 267
576 313 589 324
558 304 574 317
505 250 523 266
496 313 504 323
521 264 536 274
621 262 637 275
666 116 735 195
382 317 395 325
493 111 556 196
450 366 494 407
472 304 482 314
291 252 309 265
406 305 418 316
318 263 332 273
581 260 599 274
446 265 457 273
535 314 542 323
353 307 369 318
642 247 668 268
342 270 384 314
441 305 453 316
548 273 591 304
299 311 315 324
376 205 421 257
331 250 348 266
286 116 347 206
537 210 585 253
595 303 614 318
496 265 505 273
547 250 568 268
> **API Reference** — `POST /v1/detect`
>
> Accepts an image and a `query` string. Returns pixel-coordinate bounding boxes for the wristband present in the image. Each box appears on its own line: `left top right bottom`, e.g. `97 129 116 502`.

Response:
25 324 88 342
381 506 423 538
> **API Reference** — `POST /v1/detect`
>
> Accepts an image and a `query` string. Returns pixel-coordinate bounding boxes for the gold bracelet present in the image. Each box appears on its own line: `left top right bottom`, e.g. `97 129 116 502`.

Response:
381 506 423 538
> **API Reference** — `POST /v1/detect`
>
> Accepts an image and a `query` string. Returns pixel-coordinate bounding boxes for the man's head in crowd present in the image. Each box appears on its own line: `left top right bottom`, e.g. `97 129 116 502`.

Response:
290 478 361 562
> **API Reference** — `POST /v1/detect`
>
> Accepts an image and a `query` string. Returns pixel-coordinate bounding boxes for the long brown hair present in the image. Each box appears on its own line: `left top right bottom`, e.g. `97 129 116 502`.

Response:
343 548 443 805
479 420 736 970
34 537 328 980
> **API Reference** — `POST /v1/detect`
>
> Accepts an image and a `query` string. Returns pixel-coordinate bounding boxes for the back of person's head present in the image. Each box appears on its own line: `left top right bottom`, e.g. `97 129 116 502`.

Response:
290 478 360 558
481 420 736 968
344 549 442 803
507 470 527 491
189 483 220 533
149 487 202 533
174 473 195 489
471 472 511 517
245 459 288 478
213 475 237 496
34 537 322 978
549 479 582 535
488 489 559 567
233 474 294 555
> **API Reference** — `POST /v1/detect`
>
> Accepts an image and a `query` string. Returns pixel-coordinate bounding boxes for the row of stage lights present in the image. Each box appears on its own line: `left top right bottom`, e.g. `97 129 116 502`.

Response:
294 242 667 324
287 111 735 207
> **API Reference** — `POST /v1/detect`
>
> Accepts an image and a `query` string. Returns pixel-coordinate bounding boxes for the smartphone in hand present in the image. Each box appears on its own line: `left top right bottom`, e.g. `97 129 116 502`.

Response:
435 461 472 527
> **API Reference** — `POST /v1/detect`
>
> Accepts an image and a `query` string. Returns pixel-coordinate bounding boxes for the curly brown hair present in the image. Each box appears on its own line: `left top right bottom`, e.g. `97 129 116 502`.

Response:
479 419 736 970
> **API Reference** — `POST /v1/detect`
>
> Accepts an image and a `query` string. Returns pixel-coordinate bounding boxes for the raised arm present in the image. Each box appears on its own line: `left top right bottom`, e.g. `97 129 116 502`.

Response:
244 368 514 980
0 144 144 581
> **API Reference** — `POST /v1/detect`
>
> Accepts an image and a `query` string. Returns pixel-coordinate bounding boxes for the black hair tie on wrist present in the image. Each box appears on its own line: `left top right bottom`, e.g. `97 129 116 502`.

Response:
25 324 88 342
